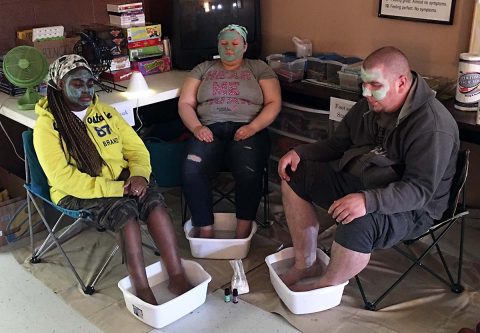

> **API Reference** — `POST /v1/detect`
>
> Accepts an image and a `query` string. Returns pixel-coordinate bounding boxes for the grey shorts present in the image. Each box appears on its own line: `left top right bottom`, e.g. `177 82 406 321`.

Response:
58 182 167 233
286 160 434 253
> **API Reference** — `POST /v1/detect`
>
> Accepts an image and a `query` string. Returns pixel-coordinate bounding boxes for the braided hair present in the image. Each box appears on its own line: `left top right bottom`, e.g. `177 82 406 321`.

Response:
47 85 105 176
47 55 104 176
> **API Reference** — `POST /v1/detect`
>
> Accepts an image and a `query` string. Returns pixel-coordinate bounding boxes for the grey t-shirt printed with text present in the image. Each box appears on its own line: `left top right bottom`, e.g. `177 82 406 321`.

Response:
188 59 277 125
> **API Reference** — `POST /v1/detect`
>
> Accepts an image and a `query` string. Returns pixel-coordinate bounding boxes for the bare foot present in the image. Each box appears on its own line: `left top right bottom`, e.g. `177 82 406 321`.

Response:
168 274 193 295
279 260 325 286
136 287 158 305
196 226 215 238
289 279 326 292
236 219 252 239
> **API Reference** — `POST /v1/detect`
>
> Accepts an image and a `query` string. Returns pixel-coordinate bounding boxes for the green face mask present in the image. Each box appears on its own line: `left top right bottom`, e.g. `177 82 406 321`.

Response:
361 67 390 101
217 31 245 62
63 69 95 108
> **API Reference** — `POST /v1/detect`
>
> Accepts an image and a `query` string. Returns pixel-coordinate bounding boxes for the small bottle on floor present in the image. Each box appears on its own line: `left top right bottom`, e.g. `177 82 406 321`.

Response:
232 288 239 304
224 288 231 302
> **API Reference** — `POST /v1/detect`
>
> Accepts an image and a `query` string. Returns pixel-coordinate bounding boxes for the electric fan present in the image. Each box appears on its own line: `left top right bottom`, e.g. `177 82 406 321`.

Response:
2 46 48 110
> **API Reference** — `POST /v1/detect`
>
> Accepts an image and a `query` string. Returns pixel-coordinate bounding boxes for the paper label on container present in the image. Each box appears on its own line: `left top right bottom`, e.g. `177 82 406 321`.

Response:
111 100 135 126
329 97 356 122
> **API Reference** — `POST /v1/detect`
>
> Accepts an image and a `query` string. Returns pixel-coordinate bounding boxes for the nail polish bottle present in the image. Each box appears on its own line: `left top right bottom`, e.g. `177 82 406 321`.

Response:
224 288 231 302
232 288 239 303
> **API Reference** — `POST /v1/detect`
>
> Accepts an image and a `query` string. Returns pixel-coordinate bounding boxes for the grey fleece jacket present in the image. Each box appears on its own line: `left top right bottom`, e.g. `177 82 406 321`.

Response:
294 73 459 220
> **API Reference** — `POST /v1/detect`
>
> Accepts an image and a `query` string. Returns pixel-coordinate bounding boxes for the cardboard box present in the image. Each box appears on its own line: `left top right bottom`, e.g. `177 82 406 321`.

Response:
128 38 161 49
126 24 161 42
16 36 80 64
131 56 171 76
100 68 132 82
16 29 33 41
110 55 130 71
109 10 145 28
128 44 163 60
107 2 143 13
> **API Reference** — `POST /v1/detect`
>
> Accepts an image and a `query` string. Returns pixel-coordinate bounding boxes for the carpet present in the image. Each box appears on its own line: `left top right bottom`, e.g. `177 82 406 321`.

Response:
11 192 281 332
10 191 480 332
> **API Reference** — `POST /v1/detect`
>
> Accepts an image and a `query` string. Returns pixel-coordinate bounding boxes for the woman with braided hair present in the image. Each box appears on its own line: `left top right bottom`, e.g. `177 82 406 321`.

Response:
33 54 191 304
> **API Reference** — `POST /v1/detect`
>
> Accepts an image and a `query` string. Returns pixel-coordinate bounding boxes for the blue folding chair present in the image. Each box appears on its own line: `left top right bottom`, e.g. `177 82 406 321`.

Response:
23 130 156 295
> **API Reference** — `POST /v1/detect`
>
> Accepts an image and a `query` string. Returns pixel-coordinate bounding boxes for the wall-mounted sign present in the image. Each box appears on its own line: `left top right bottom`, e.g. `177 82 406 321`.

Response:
378 0 455 25
470 1 480 53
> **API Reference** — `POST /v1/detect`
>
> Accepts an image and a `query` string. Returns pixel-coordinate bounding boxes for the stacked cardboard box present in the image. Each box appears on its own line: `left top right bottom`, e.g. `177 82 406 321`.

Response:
15 28 80 64
126 24 171 76
107 2 145 28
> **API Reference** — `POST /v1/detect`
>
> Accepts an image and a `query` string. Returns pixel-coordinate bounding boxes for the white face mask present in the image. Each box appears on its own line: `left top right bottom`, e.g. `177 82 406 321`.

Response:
361 67 390 101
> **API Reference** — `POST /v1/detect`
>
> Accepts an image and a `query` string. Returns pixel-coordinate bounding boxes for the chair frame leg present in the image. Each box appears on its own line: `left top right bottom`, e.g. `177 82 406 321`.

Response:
86 244 120 294
213 169 271 228
28 201 163 295
27 191 89 292
355 213 467 311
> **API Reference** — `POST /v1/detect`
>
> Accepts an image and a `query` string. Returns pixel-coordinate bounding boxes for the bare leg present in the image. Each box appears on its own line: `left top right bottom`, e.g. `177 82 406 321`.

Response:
279 181 321 286
147 206 192 295
196 225 215 238
290 241 370 291
236 219 252 239
122 219 157 305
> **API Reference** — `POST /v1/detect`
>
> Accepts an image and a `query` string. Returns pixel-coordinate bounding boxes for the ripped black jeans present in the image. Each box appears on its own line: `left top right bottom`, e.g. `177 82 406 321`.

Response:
182 122 270 227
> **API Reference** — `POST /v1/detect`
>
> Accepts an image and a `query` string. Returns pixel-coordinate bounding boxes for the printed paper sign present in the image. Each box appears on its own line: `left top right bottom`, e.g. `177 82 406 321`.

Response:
111 100 136 126
329 97 356 123
379 0 455 24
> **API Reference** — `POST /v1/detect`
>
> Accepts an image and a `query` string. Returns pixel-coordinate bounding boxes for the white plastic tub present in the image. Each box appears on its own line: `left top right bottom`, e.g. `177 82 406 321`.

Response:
118 259 211 329
184 212 257 259
265 247 348 314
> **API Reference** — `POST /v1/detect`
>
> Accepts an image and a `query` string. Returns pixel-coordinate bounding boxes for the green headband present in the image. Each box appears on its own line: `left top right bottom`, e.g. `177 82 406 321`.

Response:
218 24 248 42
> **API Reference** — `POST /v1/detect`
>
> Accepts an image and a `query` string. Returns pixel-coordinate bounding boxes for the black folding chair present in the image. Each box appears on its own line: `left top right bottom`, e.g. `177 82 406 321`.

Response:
210 166 271 228
23 130 156 295
355 149 470 311
180 166 271 227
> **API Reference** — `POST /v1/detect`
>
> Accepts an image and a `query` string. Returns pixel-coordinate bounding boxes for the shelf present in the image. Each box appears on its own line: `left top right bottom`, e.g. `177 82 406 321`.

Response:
269 127 317 143
282 101 329 115
281 79 362 103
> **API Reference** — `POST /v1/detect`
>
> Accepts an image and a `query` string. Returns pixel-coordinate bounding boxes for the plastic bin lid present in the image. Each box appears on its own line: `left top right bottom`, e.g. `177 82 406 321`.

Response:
342 61 363 74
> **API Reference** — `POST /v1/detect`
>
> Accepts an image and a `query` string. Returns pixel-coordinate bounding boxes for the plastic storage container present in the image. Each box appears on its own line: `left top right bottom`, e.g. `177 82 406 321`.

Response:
305 57 327 81
338 71 362 92
338 62 363 92
266 54 306 83
270 102 330 141
184 213 257 259
269 129 314 159
118 259 212 329
265 247 348 314
306 54 362 85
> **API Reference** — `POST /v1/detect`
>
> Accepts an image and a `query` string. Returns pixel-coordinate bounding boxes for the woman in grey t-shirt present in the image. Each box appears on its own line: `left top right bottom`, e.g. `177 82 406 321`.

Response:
178 24 281 239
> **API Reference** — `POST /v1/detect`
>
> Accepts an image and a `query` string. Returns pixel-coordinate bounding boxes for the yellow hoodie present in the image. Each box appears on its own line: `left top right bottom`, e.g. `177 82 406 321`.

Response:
33 96 151 204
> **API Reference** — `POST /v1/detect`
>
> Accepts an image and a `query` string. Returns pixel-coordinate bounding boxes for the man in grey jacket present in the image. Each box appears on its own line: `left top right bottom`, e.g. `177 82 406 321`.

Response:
277 46 460 291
